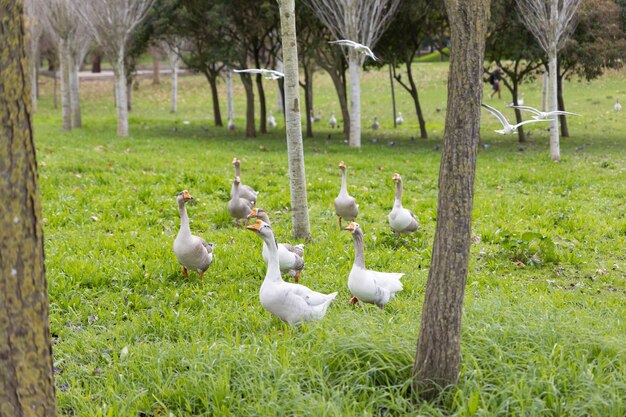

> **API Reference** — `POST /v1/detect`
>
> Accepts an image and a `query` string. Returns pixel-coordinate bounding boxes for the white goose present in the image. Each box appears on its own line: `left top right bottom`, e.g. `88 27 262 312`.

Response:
246 220 337 324
372 116 379 130
509 104 578 120
329 112 337 128
388 173 418 234
481 103 548 135
329 39 378 61
344 222 403 308
173 190 215 283
268 111 277 128
334 161 359 228
228 118 235 130
247 208 304 282
228 176 253 224
395 112 403 125
615 99 622 112
231 158 258 204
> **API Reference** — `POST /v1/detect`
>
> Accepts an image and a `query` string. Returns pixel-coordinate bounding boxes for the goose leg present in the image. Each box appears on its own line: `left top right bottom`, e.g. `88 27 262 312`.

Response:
348 296 359 305
338 216 343 229
182 266 189 278
294 270 300 284
199 271 204 284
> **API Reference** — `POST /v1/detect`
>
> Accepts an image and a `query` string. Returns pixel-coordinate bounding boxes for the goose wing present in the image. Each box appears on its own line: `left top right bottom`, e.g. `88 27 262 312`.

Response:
481 103 511 129
510 105 542 116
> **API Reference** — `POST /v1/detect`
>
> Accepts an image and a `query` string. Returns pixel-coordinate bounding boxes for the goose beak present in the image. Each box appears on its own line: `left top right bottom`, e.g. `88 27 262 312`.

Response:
247 208 258 219
392 173 400 182
231 157 239 165
234 176 241 183
182 190 193 201
245 219 263 232
343 222 356 233
338 161 346 169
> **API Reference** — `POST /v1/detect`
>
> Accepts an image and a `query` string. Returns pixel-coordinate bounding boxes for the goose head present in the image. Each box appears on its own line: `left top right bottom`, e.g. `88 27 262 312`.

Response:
338 161 346 171
176 189 193 205
231 157 241 168
233 176 241 185
343 221 362 235
245 219 272 238
247 207 265 219
392 173 402 183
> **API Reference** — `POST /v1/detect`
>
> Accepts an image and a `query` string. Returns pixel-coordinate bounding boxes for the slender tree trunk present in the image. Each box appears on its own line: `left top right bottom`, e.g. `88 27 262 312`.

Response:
169 51 179 113
406 61 427 139
328 69 350 138
413 0 490 399
348 51 362 147
91 51 102 73
70 64 82 128
226 67 234 120
240 72 256 137
256 73 267 133
541 69 548 112
208 75 223 127
151 46 160 85
548 47 559 161
557 72 569 137
276 59 284 113
53 71 58 109
279 0 310 240
302 64 313 138
389 64 397 128
114 54 129 137
0 3 57 414
59 39 72 131
126 78 133 113
512 83 525 143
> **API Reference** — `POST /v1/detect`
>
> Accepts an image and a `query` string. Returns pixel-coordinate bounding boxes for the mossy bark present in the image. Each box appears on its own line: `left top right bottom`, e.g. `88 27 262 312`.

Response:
413 0 490 400
0 2 58 415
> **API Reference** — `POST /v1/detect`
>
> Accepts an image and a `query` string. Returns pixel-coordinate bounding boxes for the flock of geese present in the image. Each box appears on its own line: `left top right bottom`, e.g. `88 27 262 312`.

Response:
173 158 418 325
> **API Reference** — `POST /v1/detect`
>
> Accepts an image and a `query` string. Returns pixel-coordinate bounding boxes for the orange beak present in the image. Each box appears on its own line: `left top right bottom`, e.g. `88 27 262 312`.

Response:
338 161 346 169
247 208 258 219
231 157 239 165
182 190 192 201
392 173 400 182
245 219 263 231
343 222 356 233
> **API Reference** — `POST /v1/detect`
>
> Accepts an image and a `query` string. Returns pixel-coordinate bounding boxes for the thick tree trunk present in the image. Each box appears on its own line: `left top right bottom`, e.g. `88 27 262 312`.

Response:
0 3 57 414
256 73 267 134
70 64 82 128
169 51 179 113
114 55 129 137
548 49 559 161
348 51 362 147
208 75 223 127
557 73 569 137
151 46 160 85
413 0 490 399
279 0 311 240
240 72 256 137
59 39 72 131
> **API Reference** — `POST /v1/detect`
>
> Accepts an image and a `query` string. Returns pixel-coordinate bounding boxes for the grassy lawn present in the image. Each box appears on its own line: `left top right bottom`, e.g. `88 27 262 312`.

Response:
35 63 625 416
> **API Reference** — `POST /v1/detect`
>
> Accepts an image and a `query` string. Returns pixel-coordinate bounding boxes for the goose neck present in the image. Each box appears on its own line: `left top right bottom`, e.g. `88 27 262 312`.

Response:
352 230 366 269
262 232 283 282
394 179 403 207
178 202 191 236
340 168 348 195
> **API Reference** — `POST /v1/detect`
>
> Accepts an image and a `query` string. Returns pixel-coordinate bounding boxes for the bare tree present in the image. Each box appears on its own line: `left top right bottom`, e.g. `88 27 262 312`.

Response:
25 0 44 112
413 0 491 399
306 0 400 147
1 1 57 414
67 22 92 128
515 0 582 161
278 0 311 240
74 0 154 137
164 40 183 113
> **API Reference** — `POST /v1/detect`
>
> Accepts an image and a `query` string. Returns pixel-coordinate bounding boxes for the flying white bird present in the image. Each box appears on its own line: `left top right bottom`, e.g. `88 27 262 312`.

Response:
615 98 622 112
509 104 579 120
329 39 378 61
233 68 284 80
481 103 548 135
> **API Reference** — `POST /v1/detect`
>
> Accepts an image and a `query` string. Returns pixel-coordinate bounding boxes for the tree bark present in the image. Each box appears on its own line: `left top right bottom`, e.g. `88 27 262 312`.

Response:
548 48 560 161
114 53 129 137
169 51 179 113
70 64 82 128
151 46 160 85
389 64 397 128
556 72 569 137
405 61 428 139
256 73 267 134
541 69 548 112
59 39 72 131
413 0 490 399
279 0 311 240
0 3 57 414
328 67 350 138
91 51 102 73
302 63 313 138
239 72 256 137
348 50 362 147
226 67 234 120
208 75 223 127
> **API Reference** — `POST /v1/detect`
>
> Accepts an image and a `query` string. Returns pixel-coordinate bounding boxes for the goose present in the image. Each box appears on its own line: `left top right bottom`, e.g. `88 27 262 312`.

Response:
228 118 235 130
246 220 337 324
247 208 304 282
615 99 622 112
481 103 548 135
343 222 403 308
314 111 321 122
395 112 403 125
509 104 579 120
388 173 418 234
334 161 359 229
233 68 284 80
372 116 379 130
329 112 337 129
328 39 378 61
228 176 253 224
173 190 215 283
231 158 258 204
268 111 277 128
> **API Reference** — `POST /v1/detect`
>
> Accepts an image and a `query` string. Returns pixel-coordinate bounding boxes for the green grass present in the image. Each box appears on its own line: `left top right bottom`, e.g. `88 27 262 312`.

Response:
35 62 626 416
415 48 450 63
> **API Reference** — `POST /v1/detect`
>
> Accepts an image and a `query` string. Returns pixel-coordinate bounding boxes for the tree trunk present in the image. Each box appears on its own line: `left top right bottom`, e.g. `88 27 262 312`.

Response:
169 51 179 113
279 0 311 240
151 46 160 85
126 77 133 113
226 67 234 120
541 70 548 112
28 2 39 112
208 75 224 127
59 39 72 131
511 84 525 143
53 72 58 109
91 51 102 73
413 0 490 400
405 61 428 139
548 48 559 161
328 68 350 139
256 73 267 134
114 54 129 137
557 72 569 137
302 64 313 138
348 51 362 147
276 59 284 113
389 64 397 128
70 64 82 128
0 3 58 414
240 72 256 137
